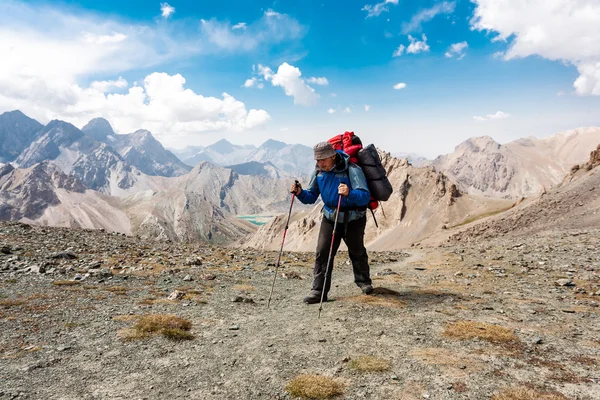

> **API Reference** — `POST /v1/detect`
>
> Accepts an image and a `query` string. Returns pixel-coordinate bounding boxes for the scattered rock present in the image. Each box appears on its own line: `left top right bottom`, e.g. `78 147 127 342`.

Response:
231 296 255 304
555 279 576 287
167 290 186 300
50 251 78 260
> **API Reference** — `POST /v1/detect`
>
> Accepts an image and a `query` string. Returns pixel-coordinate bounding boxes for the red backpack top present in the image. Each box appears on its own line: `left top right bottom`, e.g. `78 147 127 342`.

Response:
327 131 362 164
327 131 379 211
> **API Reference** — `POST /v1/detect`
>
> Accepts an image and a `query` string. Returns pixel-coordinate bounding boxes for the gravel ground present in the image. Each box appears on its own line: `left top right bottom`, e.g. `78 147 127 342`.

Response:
1 222 599 400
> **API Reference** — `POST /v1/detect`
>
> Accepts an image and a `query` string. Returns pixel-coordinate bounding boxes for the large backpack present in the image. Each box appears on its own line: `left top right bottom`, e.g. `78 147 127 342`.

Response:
327 131 393 218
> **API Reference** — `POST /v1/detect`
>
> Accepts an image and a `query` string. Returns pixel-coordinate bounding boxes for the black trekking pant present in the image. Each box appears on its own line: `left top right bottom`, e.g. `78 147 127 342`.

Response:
311 215 371 296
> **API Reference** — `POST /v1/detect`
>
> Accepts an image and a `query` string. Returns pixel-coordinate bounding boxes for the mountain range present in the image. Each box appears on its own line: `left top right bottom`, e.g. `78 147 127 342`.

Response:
0 109 599 249
173 138 315 177
429 128 600 199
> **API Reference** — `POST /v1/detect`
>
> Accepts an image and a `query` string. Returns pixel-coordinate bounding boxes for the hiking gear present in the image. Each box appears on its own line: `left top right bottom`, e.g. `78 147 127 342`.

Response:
267 181 299 309
303 290 325 304
328 131 362 163
290 181 302 195
313 141 336 160
319 194 342 318
297 151 370 224
327 131 393 211
357 144 393 202
359 284 374 295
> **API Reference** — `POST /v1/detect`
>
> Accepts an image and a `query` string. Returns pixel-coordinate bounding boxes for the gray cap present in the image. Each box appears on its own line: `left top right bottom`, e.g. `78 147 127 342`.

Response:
313 141 336 160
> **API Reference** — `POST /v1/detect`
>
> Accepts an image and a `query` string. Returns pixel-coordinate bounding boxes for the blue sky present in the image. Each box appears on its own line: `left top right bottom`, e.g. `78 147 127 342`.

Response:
1 0 599 157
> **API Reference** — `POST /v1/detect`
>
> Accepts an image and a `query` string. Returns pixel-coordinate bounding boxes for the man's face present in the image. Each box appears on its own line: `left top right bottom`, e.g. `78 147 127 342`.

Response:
317 155 336 172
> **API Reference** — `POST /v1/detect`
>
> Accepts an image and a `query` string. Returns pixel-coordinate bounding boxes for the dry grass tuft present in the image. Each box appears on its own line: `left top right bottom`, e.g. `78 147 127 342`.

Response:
116 314 194 341
0 299 27 308
491 387 569 400
105 286 128 294
116 328 147 341
135 314 191 333
341 287 406 309
52 280 80 286
286 374 344 399
232 284 256 292
161 328 195 340
444 321 519 344
348 355 390 372
137 297 157 305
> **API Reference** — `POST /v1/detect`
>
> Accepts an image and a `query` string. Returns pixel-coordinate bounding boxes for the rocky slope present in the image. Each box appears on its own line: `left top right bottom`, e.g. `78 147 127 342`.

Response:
0 110 43 163
0 161 131 234
120 162 300 243
431 127 600 199
0 221 598 399
0 159 309 244
448 142 600 243
239 152 513 251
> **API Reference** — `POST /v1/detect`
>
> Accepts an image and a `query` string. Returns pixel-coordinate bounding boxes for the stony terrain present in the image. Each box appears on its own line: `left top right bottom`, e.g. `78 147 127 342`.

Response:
1 221 599 399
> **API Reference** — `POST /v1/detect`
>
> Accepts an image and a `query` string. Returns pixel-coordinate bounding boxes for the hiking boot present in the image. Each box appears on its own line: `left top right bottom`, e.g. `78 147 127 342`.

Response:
359 284 374 295
303 291 326 304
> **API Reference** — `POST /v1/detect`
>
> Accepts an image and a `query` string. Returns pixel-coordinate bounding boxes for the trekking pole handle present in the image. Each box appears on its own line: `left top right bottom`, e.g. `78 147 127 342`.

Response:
291 180 302 194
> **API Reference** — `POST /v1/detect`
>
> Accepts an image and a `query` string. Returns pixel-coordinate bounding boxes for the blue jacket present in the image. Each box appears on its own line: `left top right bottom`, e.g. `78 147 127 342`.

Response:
297 151 370 222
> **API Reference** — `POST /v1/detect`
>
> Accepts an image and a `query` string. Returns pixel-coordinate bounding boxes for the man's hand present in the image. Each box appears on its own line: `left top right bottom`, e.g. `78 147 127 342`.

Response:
338 183 349 196
290 181 302 195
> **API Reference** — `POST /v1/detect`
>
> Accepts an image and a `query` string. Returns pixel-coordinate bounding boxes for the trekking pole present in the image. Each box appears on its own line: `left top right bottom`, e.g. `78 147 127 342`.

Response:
318 194 343 318
267 180 300 308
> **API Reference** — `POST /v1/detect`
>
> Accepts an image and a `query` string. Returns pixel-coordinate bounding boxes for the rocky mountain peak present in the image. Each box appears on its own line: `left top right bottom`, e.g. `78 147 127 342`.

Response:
208 139 236 155
0 110 44 162
456 136 501 153
260 139 287 151
81 118 115 142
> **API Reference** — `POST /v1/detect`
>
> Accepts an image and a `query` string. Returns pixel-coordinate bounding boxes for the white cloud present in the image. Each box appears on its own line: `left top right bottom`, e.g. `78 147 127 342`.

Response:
406 34 430 54
330 93 337 97
445 41 468 59
557 90 567 96
362 0 399 18
160 3 175 18
232 22 247 30
200 9 304 52
392 44 405 57
258 62 319 106
365 104 371 112
402 2 456 33
344 107 352 113
0 71 270 141
473 111 511 121
306 77 329 86
393 82 407 90
327 108 336 114
257 64 274 80
242 78 257 88
470 0 600 96
91 77 128 93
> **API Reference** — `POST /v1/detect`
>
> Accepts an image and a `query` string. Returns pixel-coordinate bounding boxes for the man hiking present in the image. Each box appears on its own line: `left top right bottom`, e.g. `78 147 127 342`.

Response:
291 141 374 304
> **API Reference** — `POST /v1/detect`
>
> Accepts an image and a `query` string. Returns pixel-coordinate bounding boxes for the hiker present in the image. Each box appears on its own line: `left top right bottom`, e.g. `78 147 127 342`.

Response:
291 141 374 304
